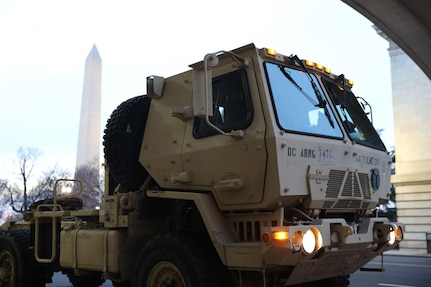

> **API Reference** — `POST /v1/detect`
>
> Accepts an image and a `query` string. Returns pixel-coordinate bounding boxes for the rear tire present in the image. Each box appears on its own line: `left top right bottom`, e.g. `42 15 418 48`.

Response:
132 231 230 287
0 229 48 287
0 231 21 287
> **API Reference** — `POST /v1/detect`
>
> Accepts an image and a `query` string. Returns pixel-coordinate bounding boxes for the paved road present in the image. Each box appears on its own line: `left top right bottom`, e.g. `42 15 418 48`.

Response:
47 254 431 287
46 273 113 287
350 255 431 287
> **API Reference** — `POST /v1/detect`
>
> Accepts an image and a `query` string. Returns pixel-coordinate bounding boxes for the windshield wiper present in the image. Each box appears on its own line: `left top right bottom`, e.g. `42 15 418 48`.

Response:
338 74 348 110
290 55 334 128
279 66 319 106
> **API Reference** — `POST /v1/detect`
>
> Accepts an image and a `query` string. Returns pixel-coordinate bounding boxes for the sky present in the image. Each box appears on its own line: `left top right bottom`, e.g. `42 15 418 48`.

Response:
0 0 394 184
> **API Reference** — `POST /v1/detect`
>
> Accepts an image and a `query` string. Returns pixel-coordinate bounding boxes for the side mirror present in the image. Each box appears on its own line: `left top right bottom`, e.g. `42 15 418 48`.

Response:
356 96 373 124
191 50 248 139
147 75 165 99
192 53 219 117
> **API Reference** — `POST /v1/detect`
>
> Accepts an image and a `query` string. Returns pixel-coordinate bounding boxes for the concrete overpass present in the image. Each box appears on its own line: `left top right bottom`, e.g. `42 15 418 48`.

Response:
342 0 431 80
343 0 431 253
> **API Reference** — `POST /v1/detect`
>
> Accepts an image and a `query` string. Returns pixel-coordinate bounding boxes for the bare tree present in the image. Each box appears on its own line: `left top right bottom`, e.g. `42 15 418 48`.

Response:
9 147 41 212
0 179 10 219
0 179 24 223
74 160 104 209
29 164 72 204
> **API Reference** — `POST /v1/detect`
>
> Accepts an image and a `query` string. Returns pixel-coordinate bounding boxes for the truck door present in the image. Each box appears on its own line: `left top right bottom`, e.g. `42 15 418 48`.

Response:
182 59 267 208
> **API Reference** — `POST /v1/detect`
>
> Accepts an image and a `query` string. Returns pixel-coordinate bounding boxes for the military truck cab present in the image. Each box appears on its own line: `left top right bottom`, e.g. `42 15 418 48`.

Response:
0 44 403 287
134 43 403 285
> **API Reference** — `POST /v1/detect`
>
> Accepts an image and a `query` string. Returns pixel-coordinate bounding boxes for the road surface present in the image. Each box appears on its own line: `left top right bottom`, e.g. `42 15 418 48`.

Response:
47 254 431 287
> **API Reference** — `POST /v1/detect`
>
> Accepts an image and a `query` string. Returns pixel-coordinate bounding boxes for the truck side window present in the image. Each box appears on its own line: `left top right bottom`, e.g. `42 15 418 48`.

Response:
193 70 253 138
323 79 386 151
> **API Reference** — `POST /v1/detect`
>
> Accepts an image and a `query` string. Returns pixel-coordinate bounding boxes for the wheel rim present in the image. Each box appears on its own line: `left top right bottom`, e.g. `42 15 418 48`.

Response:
147 261 185 287
0 250 14 286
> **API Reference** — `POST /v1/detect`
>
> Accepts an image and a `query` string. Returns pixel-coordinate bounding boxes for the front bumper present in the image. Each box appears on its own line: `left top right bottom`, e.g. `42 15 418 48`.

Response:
224 217 403 285
263 217 402 285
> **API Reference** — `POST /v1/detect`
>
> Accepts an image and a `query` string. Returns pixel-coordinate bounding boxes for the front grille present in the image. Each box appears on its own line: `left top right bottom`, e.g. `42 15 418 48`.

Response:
309 168 375 210
231 220 261 242
323 201 334 208
326 169 370 200
333 199 362 209
359 173 371 199
326 170 345 198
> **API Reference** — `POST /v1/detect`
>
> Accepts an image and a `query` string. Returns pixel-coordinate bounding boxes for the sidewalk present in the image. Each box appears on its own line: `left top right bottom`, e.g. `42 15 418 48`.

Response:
384 248 431 257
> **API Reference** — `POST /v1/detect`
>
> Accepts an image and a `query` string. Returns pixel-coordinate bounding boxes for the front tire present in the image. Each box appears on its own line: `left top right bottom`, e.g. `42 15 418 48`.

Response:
132 231 229 287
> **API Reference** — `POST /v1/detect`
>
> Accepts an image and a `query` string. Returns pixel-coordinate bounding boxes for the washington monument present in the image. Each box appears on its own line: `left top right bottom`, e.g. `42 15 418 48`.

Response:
76 44 102 170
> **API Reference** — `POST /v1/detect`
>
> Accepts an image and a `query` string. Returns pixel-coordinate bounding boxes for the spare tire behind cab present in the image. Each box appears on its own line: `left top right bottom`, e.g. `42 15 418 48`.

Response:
103 95 151 191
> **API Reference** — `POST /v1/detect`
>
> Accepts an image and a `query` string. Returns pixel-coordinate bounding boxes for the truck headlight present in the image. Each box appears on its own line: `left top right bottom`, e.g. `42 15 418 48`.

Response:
293 228 323 254
387 225 403 246
302 229 316 254
388 229 396 245
395 226 403 241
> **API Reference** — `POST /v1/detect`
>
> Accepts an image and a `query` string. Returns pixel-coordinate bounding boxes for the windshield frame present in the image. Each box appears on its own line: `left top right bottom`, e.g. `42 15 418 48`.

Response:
264 61 343 139
322 78 387 151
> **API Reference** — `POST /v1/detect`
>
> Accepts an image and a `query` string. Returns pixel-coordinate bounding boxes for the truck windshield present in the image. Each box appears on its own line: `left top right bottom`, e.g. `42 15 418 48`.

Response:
265 62 343 138
322 79 386 151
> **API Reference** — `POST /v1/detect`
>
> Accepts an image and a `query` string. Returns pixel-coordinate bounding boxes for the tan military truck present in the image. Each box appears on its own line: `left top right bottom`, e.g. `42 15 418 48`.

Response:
0 43 403 287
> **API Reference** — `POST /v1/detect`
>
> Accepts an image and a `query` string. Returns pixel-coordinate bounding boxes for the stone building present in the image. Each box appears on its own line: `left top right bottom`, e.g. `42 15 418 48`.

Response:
377 27 431 253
